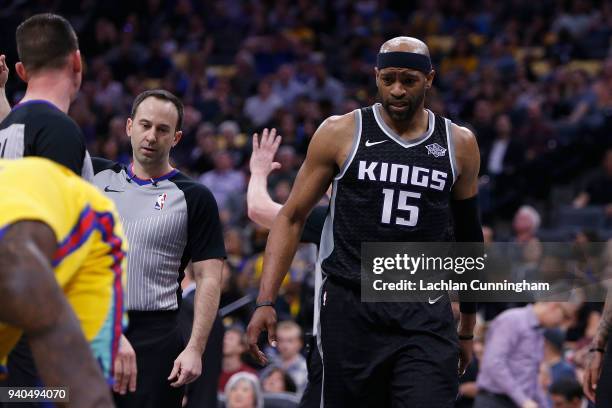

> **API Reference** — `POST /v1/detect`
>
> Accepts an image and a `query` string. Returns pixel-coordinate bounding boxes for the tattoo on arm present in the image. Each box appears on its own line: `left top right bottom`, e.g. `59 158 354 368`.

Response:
594 291 612 349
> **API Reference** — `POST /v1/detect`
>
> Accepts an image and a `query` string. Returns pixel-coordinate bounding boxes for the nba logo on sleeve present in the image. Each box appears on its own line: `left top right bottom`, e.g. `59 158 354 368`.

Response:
155 193 167 210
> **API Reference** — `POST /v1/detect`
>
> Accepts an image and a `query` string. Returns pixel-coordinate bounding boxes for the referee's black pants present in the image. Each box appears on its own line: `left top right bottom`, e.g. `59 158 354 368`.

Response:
318 278 460 408
114 311 185 408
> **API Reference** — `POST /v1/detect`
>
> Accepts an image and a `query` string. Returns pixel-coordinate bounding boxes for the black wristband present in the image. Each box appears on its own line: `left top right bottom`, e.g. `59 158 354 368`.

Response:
255 301 274 309
458 334 474 341
589 347 606 354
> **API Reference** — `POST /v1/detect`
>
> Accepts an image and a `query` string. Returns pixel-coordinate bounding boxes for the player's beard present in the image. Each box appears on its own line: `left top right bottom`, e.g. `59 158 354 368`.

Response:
382 87 426 122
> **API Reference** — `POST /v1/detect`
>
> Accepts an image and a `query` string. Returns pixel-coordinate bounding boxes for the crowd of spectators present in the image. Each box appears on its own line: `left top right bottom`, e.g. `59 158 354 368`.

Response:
2 0 612 406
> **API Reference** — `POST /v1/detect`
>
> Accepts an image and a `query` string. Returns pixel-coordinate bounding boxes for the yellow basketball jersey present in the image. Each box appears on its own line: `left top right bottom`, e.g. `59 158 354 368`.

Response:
0 157 127 380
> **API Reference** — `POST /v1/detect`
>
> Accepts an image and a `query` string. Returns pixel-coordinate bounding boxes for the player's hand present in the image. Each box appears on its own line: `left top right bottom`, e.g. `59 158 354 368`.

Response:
168 346 202 387
0 55 8 89
457 337 473 376
522 399 538 408
250 128 281 177
247 305 277 365
583 348 604 402
113 334 138 394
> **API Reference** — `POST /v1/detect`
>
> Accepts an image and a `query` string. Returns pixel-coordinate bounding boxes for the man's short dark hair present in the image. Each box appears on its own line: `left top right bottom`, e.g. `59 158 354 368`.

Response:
549 378 583 401
16 13 79 73
130 90 184 132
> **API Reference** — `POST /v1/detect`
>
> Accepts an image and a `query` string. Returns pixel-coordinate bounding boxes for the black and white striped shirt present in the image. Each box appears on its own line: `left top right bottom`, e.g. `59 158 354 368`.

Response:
93 158 226 311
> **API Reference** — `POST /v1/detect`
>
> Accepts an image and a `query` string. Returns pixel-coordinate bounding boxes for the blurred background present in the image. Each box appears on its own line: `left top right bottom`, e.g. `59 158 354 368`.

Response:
1 0 611 407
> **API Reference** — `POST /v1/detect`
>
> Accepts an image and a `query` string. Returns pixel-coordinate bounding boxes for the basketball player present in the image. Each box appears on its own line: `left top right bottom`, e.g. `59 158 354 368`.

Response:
0 157 127 407
247 37 483 407
93 89 225 408
248 128 326 408
584 290 612 406
0 15 136 400
0 14 93 180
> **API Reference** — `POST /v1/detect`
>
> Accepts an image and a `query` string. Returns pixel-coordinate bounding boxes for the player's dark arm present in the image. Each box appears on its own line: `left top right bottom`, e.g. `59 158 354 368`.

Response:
247 115 348 364
584 289 612 400
0 221 113 407
450 124 482 373
593 291 612 350
0 55 9 122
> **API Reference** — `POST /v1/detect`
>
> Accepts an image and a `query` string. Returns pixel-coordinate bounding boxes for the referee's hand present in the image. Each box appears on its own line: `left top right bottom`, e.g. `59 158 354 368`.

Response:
168 347 202 387
247 305 277 365
113 334 137 395
0 55 7 88
250 128 282 177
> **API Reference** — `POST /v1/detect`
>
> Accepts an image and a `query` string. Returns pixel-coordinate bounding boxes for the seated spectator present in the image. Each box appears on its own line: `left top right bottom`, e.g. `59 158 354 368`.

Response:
199 151 246 211
189 123 217 174
224 372 263 408
573 149 612 217
270 321 308 396
268 145 298 192
485 114 524 177
512 205 541 243
305 57 344 111
475 303 574 408
518 100 556 160
260 366 297 394
543 328 576 384
219 326 257 392
244 78 283 127
549 378 588 408
218 120 249 166
272 64 305 106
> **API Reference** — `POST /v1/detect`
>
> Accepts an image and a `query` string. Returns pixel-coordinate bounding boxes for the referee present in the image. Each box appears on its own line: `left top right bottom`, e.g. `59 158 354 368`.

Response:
93 89 225 408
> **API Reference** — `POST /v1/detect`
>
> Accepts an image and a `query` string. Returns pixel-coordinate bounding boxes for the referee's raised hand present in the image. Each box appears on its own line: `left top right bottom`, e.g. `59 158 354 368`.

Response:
250 127 282 177
0 55 8 88
247 304 277 365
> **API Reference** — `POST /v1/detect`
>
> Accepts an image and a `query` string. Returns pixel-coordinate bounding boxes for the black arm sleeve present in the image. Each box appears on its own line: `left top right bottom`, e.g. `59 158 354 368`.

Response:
91 157 119 175
184 184 227 262
300 205 328 246
33 116 85 175
451 195 484 314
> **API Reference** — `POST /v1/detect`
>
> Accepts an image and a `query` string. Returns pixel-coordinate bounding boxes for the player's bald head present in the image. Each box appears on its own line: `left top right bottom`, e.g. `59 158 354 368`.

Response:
379 37 430 58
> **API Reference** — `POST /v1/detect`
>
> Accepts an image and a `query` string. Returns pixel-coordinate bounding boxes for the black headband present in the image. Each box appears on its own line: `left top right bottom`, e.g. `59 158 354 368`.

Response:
376 52 432 73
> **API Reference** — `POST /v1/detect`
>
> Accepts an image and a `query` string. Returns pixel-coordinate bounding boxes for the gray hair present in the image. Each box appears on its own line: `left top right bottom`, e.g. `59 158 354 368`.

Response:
224 372 263 408
517 205 541 231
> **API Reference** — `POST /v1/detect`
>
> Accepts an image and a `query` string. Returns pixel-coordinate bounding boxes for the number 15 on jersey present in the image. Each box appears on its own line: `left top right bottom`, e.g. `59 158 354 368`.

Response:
381 189 421 227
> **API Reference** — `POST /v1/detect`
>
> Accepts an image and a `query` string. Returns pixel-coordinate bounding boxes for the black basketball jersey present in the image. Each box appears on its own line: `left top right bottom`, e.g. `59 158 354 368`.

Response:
319 103 458 286
0 100 93 180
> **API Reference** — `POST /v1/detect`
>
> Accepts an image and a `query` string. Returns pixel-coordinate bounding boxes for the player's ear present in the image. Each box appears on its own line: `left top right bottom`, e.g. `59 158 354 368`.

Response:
72 50 83 74
126 118 133 137
374 67 380 88
425 69 435 89
15 62 27 82
172 130 183 147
